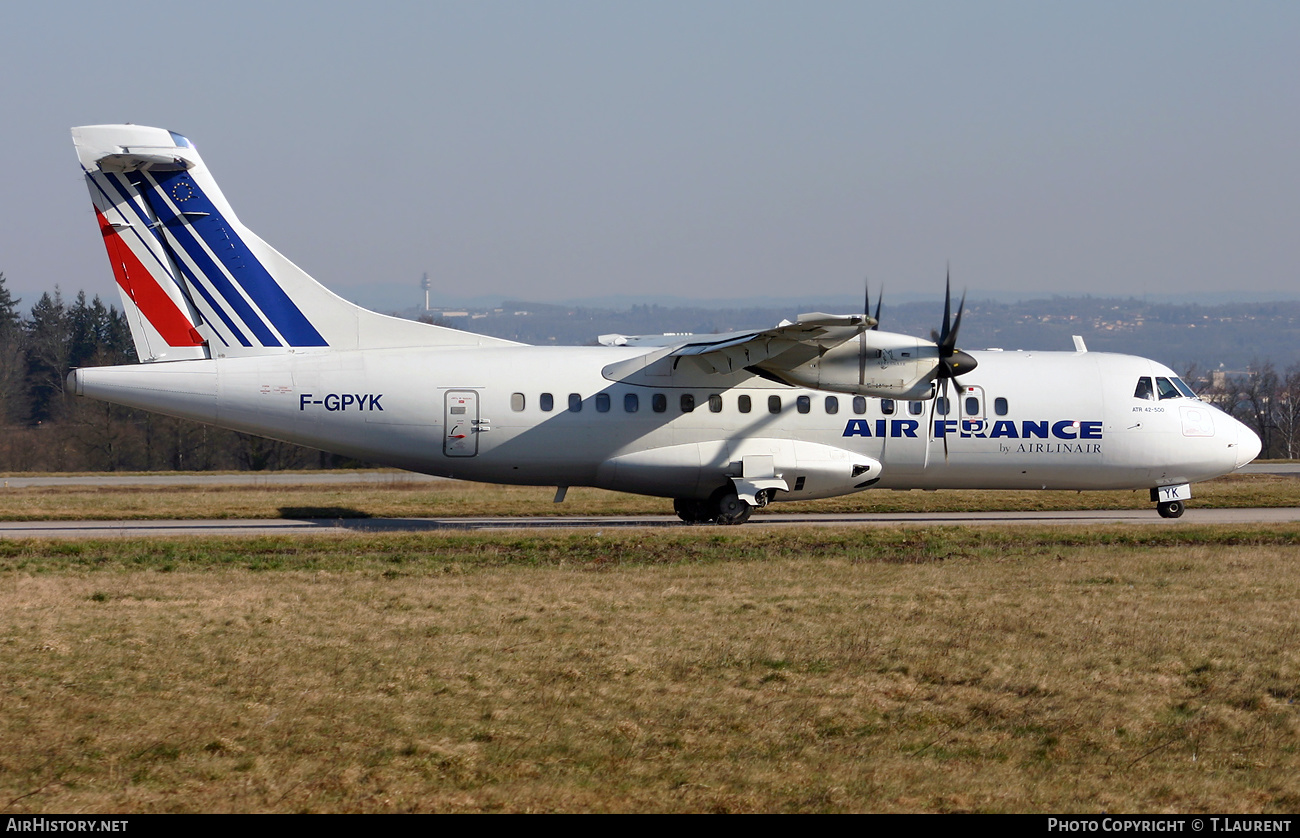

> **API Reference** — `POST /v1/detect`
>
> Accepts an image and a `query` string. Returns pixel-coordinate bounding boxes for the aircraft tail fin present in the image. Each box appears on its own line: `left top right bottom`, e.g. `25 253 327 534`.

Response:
72 125 513 361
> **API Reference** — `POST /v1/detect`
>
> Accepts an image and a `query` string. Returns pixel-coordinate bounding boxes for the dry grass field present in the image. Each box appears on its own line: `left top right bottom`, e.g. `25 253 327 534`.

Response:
1 525 1297 813
0 471 1297 521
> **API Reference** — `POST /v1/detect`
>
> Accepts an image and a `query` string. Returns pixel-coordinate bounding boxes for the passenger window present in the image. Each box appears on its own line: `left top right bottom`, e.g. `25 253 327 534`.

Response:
1156 377 1180 400
540 392 554 412
596 393 611 412
652 393 667 413
965 396 980 415
825 396 839 415
797 395 811 414
568 393 582 412
709 394 723 413
994 397 1008 416
881 399 895 415
908 401 924 416
681 394 695 413
511 393 525 412
1134 377 1154 401
768 395 782 414
738 395 752 413
852 396 866 415
936 397 949 416
624 393 639 412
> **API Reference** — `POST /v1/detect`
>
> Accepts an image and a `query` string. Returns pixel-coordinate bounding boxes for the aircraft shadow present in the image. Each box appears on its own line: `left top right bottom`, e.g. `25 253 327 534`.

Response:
278 506 373 519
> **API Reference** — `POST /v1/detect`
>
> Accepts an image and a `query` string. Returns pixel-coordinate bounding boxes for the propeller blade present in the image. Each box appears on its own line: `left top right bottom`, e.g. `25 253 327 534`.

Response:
942 378 951 462
946 290 967 352
939 285 951 347
925 385 937 469
859 277 870 386
931 272 978 380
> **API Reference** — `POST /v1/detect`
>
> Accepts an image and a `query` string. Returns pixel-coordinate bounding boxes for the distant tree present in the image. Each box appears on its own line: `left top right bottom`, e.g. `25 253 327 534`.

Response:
0 271 19 331
233 432 307 471
67 292 135 367
1272 365 1300 460
68 291 100 368
105 305 136 363
24 289 71 423
1237 361 1279 458
0 272 25 425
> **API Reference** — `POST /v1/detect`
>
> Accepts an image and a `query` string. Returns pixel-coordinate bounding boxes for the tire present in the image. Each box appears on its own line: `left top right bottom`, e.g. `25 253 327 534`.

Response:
673 498 711 524
709 488 753 525
1157 500 1185 519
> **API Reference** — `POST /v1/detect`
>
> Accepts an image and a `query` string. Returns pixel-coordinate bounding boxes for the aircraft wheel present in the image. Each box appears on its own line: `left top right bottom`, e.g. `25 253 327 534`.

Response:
709 489 753 525
673 498 711 524
1157 500 1185 519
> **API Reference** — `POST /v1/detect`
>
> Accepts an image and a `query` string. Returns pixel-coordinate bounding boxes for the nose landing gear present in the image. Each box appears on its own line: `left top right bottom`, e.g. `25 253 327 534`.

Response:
1151 484 1190 519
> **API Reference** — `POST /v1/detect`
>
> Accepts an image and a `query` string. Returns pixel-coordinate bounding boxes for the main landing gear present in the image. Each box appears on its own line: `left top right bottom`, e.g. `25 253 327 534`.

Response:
1156 500 1185 519
673 487 754 525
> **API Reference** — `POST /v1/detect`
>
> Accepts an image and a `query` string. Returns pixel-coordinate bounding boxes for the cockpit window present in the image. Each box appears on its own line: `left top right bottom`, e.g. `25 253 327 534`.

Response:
1134 377 1154 400
1171 377 1198 399
1155 377 1181 400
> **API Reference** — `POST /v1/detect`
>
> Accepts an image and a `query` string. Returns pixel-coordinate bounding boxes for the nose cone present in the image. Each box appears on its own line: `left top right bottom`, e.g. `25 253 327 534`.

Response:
1235 420 1262 469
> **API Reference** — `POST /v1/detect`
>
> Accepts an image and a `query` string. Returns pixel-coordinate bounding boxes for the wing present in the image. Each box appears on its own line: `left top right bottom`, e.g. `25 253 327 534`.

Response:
600 312 873 375
602 312 946 399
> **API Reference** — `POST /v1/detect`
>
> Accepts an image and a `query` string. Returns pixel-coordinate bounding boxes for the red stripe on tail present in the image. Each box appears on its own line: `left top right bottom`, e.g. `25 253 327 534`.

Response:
96 209 205 347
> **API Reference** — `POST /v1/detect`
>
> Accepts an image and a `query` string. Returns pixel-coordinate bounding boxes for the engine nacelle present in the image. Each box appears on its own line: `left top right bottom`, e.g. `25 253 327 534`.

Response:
755 330 940 399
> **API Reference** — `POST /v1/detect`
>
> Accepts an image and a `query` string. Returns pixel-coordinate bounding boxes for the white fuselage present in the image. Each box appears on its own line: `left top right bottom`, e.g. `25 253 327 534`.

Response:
71 344 1259 503
67 124 1260 512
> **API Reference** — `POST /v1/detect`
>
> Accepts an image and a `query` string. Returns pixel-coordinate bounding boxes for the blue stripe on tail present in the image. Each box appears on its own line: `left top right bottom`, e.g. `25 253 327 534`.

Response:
143 170 328 348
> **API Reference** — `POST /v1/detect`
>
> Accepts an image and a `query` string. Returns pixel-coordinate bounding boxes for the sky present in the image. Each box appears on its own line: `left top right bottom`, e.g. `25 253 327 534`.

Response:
2 1 1297 312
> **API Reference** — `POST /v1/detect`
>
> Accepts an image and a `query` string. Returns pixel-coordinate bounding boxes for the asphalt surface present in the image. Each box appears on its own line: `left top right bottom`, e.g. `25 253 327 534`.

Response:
1 507 1298 538
1 464 1294 538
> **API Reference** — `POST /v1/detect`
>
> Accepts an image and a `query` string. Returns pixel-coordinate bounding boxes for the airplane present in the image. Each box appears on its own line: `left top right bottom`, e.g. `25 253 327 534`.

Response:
67 124 1261 523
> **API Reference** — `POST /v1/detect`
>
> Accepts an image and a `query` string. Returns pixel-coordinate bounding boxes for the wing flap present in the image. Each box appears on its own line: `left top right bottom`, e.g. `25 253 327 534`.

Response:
670 312 871 374
602 312 873 372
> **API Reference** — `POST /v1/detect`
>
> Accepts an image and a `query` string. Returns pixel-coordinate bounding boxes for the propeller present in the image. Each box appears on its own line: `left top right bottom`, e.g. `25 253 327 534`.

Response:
927 271 978 461
930 270 977 381
858 279 884 386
